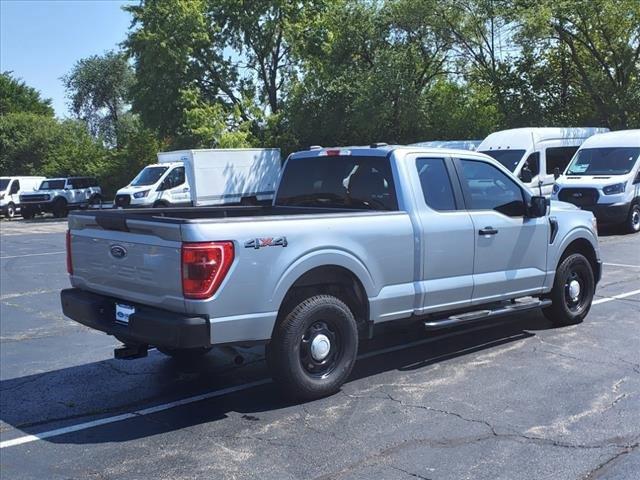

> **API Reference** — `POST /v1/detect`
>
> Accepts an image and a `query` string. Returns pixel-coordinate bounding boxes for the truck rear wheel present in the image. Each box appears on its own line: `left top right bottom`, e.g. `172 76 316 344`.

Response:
267 294 358 401
542 253 595 326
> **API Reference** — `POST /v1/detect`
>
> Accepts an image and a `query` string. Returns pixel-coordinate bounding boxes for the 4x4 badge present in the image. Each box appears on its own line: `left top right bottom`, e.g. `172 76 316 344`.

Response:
244 237 288 249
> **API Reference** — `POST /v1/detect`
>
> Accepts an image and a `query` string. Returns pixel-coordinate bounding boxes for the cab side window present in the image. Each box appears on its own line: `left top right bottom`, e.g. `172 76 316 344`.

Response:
458 159 525 217
416 158 457 211
546 147 578 174
9 180 20 194
163 167 185 189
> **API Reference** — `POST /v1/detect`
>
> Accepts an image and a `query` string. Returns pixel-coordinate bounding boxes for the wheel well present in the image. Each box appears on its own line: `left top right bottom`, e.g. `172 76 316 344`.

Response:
277 266 369 331
560 238 599 279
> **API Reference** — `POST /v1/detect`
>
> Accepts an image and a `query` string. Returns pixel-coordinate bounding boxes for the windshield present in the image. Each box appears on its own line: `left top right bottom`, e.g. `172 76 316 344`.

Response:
130 166 168 186
39 180 66 190
479 150 526 172
566 147 640 175
0 179 9 191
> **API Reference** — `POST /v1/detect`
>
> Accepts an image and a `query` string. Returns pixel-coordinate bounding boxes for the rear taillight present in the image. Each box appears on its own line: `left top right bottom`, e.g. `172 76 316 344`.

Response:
181 242 234 299
66 229 73 275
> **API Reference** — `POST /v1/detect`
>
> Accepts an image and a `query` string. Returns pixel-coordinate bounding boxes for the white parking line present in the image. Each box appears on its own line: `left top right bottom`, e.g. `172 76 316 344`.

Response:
603 262 640 269
1 288 639 450
592 289 640 305
0 251 65 260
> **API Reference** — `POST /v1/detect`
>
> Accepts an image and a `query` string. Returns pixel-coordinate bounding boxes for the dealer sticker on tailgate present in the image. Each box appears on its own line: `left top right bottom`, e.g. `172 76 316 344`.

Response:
115 303 135 325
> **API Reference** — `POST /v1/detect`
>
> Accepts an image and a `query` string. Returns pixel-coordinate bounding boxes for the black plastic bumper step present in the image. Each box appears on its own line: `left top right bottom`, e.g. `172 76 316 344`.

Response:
423 298 552 331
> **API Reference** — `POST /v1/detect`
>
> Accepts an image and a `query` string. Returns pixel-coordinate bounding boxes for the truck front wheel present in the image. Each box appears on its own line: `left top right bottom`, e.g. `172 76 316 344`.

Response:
626 203 640 233
268 294 358 401
542 253 595 326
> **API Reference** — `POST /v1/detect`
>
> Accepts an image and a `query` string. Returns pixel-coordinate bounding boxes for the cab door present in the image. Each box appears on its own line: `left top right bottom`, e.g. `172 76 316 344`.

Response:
163 167 190 204
454 157 548 304
408 156 475 314
8 179 20 203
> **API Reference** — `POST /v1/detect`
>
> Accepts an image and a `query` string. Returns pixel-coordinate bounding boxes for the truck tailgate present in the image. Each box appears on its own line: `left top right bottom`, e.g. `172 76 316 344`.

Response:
68 213 185 312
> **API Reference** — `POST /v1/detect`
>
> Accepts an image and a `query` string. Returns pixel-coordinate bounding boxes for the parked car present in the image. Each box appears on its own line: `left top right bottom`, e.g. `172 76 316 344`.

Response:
61 144 601 400
551 129 640 233
20 176 102 219
477 127 609 196
114 148 281 208
0 176 45 218
411 140 481 151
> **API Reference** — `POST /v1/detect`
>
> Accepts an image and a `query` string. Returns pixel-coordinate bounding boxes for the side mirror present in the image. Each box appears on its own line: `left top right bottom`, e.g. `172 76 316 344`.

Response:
528 196 547 218
520 168 533 183
553 167 560 180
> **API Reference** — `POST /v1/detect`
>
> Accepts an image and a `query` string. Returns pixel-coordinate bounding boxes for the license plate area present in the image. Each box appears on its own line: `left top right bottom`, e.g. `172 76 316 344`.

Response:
115 303 135 325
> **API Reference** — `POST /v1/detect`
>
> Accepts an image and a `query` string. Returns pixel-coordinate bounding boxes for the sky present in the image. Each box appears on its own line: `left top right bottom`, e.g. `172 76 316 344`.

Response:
1 0 135 117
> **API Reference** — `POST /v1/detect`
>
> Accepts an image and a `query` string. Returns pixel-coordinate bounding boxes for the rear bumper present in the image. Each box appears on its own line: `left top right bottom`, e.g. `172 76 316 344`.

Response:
61 288 210 349
583 202 630 225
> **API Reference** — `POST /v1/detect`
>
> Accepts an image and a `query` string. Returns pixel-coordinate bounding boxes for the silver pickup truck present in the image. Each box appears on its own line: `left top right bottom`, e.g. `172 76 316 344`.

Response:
61 145 602 400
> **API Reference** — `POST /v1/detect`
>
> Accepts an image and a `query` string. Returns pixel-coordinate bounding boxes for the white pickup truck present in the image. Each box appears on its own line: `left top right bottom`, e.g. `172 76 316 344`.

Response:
61 144 601 400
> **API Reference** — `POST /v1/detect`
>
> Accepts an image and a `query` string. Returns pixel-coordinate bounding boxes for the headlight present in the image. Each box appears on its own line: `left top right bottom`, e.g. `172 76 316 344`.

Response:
44 194 50 200
133 190 150 198
552 184 560 195
603 182 626 195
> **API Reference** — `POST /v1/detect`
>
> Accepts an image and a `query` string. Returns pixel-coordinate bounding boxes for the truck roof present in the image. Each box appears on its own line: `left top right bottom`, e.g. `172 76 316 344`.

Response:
478 127 609 151
578 129 640 149
290 145 491 160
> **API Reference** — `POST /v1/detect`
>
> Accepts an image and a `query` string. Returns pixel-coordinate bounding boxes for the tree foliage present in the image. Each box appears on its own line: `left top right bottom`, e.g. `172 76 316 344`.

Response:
63 51 135 146
0 72 54 117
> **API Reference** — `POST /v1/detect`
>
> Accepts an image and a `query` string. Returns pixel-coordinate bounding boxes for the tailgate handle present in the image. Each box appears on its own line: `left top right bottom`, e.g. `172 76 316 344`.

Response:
95 214 129 232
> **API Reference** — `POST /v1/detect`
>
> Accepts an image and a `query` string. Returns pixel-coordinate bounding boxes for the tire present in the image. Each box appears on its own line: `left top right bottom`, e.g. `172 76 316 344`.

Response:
157 346 212 362
626 203 640 234
21 206 35 220
5 202 16 219
267 294 358 401
88 194 102 208
52 198 68 218
542 253 595 326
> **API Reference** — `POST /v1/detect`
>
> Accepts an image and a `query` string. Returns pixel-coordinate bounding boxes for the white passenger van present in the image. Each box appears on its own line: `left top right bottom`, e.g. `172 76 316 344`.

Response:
0 176 45 218
115 148 281 208
477 128 608 196
551 130 640 233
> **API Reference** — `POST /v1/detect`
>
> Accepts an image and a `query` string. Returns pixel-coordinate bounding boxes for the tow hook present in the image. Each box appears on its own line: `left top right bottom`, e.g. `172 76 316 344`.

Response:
114 344 149 360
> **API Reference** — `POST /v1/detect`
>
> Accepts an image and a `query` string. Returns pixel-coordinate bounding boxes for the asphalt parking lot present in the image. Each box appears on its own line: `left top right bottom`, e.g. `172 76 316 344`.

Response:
1 218 639 480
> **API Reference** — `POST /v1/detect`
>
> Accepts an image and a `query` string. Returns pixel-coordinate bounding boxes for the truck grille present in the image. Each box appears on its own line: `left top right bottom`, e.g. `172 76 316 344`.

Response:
114 194 131 208
20 194 50 203
558 188 599 207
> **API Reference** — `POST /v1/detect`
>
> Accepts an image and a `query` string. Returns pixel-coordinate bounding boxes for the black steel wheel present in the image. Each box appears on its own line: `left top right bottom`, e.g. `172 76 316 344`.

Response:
268 294 358 401
543 253 594 326
52 198 68 218
5 202 16 218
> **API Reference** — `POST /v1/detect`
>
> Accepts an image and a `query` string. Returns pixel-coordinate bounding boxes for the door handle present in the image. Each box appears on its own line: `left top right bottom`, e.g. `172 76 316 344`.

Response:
478 226 498 236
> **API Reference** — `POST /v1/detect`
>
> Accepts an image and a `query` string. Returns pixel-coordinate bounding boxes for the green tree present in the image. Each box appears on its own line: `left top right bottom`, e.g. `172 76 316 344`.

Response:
0 72 54 116
0 112 106 177
63 51 135 146
515 0 640 128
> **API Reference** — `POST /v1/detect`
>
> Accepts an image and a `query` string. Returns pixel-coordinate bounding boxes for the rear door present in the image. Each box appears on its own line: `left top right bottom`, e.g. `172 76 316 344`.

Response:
69 213 186 312
454 157 548 304
408 155 475 314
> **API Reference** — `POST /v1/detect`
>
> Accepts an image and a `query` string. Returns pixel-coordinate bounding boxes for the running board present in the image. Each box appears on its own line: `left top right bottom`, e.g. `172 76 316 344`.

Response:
423 298 552 331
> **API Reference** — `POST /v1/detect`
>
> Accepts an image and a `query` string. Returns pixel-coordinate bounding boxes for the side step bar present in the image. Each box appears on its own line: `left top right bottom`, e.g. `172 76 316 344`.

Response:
423 298 552 331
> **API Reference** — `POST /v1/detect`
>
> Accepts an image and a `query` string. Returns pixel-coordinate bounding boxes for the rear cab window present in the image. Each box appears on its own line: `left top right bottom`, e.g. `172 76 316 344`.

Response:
276 154 398 210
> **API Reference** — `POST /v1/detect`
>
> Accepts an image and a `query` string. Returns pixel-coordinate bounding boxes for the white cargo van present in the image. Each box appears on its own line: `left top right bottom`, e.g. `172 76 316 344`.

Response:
0 176 45 218
551 130 640 233
114 148 281 208
477 127 608 195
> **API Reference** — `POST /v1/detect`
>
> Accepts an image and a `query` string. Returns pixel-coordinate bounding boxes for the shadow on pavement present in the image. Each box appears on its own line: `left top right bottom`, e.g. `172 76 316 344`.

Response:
0 311 555 445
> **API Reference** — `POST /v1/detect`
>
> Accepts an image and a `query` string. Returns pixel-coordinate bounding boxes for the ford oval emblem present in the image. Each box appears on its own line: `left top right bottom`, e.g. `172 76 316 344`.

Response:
110 245 127 259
